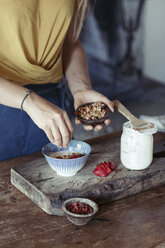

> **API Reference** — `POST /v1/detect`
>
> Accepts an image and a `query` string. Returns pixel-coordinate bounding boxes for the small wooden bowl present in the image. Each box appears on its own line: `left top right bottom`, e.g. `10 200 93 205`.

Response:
62 198 99 226
75 102 111 126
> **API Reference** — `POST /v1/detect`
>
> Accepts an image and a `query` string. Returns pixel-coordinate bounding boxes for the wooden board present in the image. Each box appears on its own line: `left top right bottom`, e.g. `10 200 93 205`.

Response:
10 136 165 216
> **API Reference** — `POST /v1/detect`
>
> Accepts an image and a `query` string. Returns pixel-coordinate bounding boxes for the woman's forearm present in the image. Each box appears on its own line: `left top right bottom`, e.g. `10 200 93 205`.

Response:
0 75 73 147
63 40 93 96
0 76 28 109
62 38 114 129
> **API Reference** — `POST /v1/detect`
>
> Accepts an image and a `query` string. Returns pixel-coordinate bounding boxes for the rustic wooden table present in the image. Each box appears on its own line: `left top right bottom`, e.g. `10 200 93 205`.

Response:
0 132 165 248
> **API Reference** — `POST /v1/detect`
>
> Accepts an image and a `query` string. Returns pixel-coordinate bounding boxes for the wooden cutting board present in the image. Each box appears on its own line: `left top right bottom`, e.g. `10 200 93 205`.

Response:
11 135 165 216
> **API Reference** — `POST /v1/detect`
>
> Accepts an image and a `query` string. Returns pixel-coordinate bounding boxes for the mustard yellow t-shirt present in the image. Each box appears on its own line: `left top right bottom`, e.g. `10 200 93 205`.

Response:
0 0 76 85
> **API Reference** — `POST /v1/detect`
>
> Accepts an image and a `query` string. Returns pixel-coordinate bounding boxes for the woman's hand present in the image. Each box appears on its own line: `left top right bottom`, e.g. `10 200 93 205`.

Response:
23 92 73 148
73 89 114 131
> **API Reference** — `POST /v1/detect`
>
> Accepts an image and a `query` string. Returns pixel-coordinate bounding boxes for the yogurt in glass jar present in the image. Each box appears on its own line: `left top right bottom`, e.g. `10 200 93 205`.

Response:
120 121 157 170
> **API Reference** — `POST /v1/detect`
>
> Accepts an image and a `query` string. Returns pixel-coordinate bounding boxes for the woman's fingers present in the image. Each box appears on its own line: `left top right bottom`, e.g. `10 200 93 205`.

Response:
58 121 71 148
76 119 111 131
75 115 111 131
63 111 74 140
51 111 73 148
40 111 73 148
44 127 55 144
59 111 73 147
51 123 62 148
83 125 93 131
94 125 102 131
83 119 111 131
25 93 73 148
75 117 94 130
75 117 81 125
105 100 114 113
104 118 111 126
93 119 111 131
83 124 102 131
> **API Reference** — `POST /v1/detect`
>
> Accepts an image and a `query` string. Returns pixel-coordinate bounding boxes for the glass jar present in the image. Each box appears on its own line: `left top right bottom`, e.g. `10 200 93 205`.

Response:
120 121 157 170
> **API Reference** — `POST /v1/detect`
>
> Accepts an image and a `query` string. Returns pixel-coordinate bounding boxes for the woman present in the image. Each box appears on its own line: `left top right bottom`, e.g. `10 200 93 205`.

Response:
0 0 114 161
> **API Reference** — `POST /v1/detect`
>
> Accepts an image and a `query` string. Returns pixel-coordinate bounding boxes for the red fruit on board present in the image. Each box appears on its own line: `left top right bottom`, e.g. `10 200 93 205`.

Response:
108 162 116 170
103 161 112 173
94 161 115 177
94 163 109 177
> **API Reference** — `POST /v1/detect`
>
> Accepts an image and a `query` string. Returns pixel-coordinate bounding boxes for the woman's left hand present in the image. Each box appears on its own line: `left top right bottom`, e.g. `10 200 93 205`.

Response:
73 89 114 131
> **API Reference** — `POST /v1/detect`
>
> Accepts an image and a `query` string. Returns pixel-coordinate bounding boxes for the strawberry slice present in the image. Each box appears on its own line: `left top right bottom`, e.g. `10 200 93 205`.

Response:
108 162 116 170
94 161 115 177
94 163 109 177
94 162 111 177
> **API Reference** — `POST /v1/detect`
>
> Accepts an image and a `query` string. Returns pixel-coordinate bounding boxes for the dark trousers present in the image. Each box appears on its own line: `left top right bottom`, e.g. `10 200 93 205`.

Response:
0 81 66 161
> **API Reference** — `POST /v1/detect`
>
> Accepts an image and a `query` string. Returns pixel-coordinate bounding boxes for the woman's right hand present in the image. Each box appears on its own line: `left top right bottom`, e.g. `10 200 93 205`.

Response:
23 91 73 148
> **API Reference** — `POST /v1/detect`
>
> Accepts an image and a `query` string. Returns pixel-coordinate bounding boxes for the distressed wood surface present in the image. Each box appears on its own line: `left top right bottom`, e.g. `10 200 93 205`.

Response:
10 133 165 216
0 132 165 248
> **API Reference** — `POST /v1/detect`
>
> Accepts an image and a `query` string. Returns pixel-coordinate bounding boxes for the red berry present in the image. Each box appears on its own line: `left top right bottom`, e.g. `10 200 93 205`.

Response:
73 155 78 158
94 161 115 177
108 162 116 170
94 163 108 177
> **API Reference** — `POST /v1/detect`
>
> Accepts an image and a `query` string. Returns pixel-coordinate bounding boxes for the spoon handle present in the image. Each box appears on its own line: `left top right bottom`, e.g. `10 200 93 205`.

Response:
113 100 136 122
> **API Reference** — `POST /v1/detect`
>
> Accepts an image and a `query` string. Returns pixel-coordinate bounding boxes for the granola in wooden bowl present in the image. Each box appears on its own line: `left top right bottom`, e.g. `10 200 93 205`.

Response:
75 102 111 126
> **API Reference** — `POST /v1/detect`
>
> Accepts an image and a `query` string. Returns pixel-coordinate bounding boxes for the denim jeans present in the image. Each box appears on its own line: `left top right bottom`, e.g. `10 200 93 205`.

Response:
0 81 66 161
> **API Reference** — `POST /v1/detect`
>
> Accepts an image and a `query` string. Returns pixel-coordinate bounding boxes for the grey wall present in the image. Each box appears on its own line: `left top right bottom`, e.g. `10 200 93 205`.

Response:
82 0 165 85
81 1 145 100
143 0 165 84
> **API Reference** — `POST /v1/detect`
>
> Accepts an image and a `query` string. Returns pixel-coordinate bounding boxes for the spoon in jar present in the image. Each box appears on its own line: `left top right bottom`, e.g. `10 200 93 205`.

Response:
113 100 156 132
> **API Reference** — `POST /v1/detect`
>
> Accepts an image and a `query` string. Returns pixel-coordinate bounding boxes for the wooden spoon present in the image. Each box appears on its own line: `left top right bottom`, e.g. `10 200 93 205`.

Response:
113 100 155 131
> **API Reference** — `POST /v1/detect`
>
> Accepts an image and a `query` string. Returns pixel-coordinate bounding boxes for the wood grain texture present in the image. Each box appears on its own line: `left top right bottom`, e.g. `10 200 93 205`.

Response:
0 132 165 248
10 135 165 216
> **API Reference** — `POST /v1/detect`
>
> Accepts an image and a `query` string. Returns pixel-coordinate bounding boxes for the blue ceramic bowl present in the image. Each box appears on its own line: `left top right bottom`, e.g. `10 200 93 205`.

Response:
42 140 91 177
